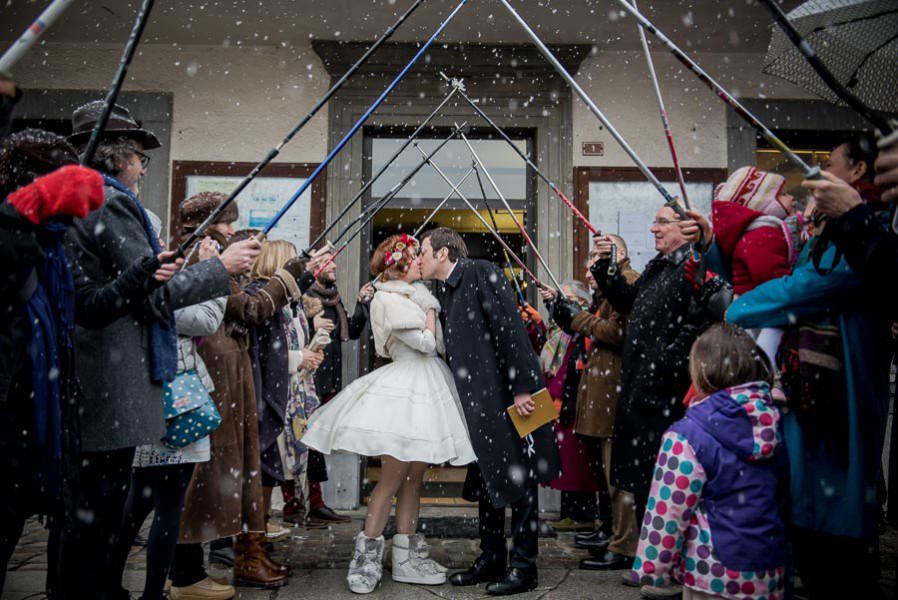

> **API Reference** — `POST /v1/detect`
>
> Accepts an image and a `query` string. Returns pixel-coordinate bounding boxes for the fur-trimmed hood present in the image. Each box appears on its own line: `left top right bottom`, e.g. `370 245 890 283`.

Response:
370 279 443 359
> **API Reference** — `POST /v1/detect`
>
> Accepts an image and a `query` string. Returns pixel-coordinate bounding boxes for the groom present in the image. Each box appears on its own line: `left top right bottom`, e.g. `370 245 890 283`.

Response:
419 227 561 596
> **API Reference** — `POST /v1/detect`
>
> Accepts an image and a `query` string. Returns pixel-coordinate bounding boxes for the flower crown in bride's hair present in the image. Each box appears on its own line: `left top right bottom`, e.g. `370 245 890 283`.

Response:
383 233 419 268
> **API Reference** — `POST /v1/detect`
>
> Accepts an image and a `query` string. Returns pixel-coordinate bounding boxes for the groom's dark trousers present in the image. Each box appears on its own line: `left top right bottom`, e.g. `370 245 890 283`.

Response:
473 466 539 571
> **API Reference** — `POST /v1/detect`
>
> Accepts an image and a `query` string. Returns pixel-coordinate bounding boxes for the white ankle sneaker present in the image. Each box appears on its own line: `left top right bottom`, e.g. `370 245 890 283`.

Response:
391 533 447 585
347 532 385 594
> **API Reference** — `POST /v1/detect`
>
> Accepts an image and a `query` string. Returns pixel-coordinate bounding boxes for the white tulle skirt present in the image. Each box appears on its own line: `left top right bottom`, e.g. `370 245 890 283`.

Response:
302 355 476 466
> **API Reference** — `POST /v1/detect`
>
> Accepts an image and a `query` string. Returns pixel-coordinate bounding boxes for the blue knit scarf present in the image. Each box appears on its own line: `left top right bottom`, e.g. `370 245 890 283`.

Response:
101 174 178 382
26 221 73 496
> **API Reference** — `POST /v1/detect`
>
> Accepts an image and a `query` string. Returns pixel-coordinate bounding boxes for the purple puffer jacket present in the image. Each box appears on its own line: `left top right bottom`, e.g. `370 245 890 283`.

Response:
671 382 789 570
630 382 789 600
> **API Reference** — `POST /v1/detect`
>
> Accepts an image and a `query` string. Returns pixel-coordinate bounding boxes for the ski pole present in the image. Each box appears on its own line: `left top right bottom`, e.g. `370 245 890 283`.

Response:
81 0 155 167
315 169 475 280
326 125 466 250
499 0 689 220
414 146 543 287
440 72 600 236
366 167 477 285
178 0 428 255
411 168 477 239
312 127 469 278
631 0 691 209
458 131 564 291
261 0 470 237
0 0 77 78
305 86 460 254
757 0 891 137
611 0 819 179
474 162 528 305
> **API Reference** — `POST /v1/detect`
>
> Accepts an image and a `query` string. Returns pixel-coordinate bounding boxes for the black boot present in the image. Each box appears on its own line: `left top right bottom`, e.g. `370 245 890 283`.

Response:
574 529 611 551
485 567 538 596
449 556 507 586
579 550 634 571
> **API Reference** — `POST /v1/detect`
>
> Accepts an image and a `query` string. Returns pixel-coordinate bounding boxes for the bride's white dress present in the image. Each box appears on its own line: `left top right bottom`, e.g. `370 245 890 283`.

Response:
302 280 476 466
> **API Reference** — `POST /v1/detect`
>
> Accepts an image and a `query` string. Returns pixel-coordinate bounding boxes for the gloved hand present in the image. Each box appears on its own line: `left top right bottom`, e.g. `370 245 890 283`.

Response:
282 255 309 280
589 257 613 287
550 296 582 334
7 164 104 224
687 267 733 324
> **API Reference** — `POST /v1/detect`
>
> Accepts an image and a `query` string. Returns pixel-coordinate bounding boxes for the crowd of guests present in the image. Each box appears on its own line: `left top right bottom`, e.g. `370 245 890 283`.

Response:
0 86 373 600
1 73 898 600
534 131 898 600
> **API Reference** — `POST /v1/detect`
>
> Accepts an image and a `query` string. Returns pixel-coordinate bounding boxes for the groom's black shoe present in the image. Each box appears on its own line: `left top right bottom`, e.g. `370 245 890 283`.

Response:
485 567 538 596
449 557 507 586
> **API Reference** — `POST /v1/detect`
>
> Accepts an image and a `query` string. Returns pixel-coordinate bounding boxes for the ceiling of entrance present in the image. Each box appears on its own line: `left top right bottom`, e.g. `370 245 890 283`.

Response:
3 0 803 54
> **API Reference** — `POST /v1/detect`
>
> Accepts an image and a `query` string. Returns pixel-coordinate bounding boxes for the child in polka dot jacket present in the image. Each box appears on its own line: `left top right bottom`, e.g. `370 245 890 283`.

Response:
628 323 788 600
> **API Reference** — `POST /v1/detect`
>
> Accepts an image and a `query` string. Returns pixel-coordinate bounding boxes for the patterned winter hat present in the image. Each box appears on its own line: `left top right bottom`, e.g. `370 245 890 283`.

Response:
714 166 788 219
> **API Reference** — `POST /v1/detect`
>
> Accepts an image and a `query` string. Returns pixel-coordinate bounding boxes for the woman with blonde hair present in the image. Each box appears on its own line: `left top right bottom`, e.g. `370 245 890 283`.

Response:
303 233 476 594
246 240 324 539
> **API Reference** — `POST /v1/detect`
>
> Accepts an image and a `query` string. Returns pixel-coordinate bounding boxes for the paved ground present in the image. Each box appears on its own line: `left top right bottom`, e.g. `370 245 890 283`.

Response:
5 508 898 599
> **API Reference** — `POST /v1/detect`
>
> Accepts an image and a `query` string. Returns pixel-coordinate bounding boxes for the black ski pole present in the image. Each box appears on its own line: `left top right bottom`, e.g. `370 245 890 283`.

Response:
176 0 428 256
81 0 155 167
312 125 467 278
305 87 460 254
326 125 466 249
440 73 600 237
260 0 470 240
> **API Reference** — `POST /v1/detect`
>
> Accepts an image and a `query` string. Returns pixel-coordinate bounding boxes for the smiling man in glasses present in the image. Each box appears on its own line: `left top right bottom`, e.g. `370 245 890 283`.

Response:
585 203 715 575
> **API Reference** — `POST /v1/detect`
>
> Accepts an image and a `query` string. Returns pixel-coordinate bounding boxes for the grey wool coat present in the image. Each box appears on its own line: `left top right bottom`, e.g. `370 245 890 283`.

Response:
66 184 230 453
436 258 561 509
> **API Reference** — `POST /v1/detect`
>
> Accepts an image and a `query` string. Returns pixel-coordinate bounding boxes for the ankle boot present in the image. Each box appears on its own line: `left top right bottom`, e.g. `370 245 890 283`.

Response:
232 533 289 589
256 537 291 577
347 532 384 594
391 533 446 585
244 529 291 576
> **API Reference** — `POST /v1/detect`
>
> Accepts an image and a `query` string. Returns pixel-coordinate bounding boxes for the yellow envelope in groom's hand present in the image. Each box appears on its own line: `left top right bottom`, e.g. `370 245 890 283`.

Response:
507 388 557 438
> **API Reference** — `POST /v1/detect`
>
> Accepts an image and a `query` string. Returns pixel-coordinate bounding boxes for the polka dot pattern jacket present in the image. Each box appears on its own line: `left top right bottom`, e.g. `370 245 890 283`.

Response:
628 382 788 600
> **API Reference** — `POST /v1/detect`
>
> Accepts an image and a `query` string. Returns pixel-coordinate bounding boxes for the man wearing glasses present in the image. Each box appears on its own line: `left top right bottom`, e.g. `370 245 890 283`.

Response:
586 204 712 574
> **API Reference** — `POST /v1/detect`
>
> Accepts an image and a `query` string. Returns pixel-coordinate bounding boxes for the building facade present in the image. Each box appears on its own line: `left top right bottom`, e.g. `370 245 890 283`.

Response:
3 0 872 508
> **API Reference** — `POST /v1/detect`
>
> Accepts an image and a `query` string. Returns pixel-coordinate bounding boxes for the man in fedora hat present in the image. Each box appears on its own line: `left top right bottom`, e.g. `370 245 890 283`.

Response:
69 100 160 196
63 100 261 599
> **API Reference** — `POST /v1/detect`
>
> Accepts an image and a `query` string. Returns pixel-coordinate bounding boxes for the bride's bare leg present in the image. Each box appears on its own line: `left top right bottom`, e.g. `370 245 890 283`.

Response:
363 456 410 538
395 462 428 535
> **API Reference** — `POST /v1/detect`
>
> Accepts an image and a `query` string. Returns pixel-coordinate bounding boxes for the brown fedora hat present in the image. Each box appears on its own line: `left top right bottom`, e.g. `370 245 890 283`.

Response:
68 100 161 150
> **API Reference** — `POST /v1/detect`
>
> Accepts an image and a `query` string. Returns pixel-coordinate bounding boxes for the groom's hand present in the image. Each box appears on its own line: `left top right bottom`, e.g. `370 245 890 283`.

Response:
513 393 536 417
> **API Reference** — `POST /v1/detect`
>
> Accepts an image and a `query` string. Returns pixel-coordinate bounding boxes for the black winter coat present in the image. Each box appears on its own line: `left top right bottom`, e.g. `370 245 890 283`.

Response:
308 296 369 398
246 281 291 483
436 258 561 508
829 204 897 317
596 244 706 503
0 199 158 515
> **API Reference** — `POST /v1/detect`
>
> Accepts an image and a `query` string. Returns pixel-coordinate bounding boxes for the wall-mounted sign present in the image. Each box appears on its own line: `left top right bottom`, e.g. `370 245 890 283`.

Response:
581 142 604 157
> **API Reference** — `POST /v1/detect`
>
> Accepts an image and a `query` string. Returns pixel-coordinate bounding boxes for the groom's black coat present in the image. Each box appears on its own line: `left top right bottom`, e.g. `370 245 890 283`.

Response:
436 258 561 508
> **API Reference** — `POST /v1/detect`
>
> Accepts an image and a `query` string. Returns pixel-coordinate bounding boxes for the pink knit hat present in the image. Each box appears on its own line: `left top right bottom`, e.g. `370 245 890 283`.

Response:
714 166 788 219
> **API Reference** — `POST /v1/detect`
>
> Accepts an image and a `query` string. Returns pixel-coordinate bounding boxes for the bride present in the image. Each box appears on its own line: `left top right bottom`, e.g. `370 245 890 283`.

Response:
302 233 475 594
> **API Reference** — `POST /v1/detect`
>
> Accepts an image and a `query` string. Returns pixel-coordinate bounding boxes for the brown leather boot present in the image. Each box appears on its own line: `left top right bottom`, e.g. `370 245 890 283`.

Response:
232 533 289 588
252 531 292 576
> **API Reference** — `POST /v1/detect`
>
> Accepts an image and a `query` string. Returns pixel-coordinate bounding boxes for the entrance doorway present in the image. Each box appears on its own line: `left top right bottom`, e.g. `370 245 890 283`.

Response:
360 126 537 505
